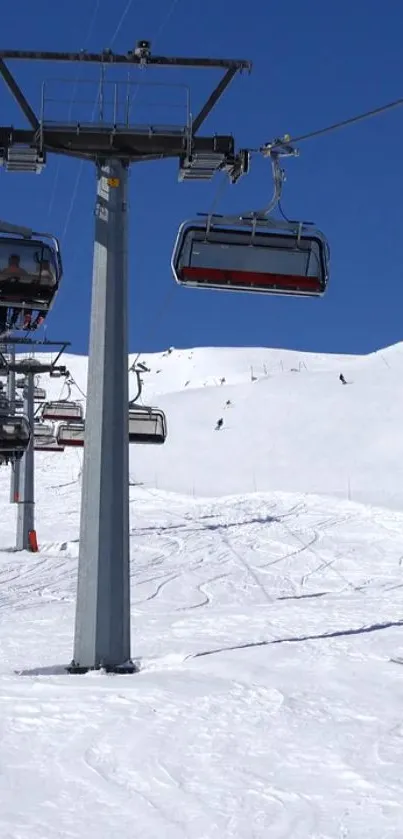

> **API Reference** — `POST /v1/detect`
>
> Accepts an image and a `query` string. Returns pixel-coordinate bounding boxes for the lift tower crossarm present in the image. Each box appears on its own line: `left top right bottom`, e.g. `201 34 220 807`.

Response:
0 49 252 157
0 126 236 162
0 58 39 131
0 338 71 374
0 50 252 70
192 66 238 133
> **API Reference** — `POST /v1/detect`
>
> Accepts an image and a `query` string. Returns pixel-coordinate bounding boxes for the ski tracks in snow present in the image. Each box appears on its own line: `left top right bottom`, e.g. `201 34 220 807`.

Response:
1 490 403 836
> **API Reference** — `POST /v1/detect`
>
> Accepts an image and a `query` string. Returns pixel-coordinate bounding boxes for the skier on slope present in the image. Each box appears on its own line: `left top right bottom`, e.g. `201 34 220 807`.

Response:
339 373 347 385
215 418 224 431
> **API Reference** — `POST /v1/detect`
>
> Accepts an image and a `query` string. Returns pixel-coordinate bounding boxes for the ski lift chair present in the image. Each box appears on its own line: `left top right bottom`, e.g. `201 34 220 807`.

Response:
56 420 85 448
172 220 329 297
128 406 167 444
42 401 83 422
172 142 330 298
35 435 64 452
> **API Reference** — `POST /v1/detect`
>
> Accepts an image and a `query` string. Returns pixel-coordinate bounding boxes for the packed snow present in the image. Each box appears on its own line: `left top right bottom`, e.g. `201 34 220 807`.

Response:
1 343 403 837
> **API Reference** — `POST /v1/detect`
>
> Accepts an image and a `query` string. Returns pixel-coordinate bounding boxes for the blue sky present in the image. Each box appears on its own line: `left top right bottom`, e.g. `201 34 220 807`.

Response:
1 0 402 357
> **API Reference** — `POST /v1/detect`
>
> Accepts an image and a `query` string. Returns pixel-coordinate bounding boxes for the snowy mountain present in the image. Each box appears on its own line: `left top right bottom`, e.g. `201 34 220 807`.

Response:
1 342 403 838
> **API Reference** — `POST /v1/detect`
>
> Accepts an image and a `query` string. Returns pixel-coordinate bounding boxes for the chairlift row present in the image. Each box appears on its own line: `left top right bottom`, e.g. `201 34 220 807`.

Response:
33 406 168 450
0 402 167 458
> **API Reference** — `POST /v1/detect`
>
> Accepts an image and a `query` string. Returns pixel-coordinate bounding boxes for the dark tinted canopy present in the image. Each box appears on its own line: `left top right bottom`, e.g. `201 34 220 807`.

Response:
0 236 61 310
0 415 30 451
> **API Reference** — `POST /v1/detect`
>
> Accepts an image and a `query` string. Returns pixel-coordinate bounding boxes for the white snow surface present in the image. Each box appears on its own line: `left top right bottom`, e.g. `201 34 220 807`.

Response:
1 343 403 837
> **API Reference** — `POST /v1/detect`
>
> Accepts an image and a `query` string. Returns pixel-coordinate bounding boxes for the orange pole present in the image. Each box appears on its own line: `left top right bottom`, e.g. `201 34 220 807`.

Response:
28 530 38 552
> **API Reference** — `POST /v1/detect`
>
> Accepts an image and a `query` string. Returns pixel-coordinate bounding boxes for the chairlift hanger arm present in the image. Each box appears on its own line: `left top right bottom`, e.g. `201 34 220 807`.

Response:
256 153 286 218
50 346 68 369
129 369 143 406
200 145 300 229
0 125 236 162
64 380 72 401
0 58 39 131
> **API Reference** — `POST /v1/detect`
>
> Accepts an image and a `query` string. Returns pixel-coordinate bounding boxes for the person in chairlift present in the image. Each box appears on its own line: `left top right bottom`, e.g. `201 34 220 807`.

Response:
0 253 29 279
37 258 55 286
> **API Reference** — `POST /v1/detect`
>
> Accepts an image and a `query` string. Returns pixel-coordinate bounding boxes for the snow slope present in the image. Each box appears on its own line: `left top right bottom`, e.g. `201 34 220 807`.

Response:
1 343 403 837
34 341 403 506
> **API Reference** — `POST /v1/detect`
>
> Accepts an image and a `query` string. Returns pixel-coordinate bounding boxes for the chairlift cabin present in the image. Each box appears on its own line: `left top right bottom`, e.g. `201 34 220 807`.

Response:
172 219 329 297
0 414 30 457
128 407 167 445
56 421 85 448
0 230 62 312
42 401 83 422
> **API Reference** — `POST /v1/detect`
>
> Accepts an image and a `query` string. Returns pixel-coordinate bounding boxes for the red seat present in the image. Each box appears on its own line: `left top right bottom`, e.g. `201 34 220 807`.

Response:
180 266 322 292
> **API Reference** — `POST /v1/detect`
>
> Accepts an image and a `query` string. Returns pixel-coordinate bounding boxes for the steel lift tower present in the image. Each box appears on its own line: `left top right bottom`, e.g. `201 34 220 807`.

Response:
0 338 70 550
0 42 251 672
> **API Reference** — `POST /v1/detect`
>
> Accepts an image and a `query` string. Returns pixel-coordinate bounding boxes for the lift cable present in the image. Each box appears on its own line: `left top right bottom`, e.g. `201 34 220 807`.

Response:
47 0 102 225
128 0 189 370
111 0 185 373
109 0 137 47
153 0 183 45
61 0 180 247
130 283 177 370
260 95 403 154
123 0 184 121
61 0 136 243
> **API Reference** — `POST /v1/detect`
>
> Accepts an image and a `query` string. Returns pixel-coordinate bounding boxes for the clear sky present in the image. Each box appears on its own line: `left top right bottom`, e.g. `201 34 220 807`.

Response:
1 0 402 357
